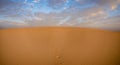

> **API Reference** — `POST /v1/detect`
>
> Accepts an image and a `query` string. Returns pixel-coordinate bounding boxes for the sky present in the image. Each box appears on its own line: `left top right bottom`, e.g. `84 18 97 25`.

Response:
0 0 120 30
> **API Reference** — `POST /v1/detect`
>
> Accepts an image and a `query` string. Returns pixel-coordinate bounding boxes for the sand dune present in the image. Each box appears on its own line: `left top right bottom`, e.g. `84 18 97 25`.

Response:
0 27 120 65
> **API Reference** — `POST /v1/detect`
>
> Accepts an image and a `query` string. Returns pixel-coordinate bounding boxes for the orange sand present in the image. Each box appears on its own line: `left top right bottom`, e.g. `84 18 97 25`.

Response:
0 27 120 65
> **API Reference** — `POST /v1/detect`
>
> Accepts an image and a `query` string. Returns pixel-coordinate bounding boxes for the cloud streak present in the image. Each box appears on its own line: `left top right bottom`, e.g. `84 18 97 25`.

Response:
0 0 120 31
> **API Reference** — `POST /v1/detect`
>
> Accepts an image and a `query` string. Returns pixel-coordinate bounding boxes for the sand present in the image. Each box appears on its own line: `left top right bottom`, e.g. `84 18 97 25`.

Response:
0 27 120 65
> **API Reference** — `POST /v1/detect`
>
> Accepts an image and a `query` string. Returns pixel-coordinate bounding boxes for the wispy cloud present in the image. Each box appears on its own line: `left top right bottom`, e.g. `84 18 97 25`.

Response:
0 0 120 30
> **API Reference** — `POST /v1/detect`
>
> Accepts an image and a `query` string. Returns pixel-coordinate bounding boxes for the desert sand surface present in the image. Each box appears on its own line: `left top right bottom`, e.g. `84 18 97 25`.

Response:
0 27 120 65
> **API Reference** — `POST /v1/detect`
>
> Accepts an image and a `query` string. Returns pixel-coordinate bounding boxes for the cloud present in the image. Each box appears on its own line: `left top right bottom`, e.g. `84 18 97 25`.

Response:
0 0 120 31
0 0 13 8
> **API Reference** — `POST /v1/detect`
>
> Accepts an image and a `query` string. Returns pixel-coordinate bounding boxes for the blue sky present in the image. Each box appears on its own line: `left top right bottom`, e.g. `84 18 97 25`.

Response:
0 0 120 30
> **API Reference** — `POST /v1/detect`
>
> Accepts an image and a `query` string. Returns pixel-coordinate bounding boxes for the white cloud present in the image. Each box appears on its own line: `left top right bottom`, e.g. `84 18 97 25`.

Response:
0 0 120 31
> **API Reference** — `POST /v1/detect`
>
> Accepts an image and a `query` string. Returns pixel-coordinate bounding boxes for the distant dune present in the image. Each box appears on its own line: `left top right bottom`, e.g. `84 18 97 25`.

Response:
0 27 120 65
